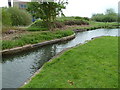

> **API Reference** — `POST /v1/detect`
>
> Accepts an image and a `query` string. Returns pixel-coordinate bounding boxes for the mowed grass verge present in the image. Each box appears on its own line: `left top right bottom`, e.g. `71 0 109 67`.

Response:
2 30 74 50
23 36 118 88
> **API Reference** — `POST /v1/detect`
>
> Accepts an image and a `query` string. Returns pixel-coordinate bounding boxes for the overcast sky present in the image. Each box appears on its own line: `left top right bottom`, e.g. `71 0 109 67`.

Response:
0 0 119 17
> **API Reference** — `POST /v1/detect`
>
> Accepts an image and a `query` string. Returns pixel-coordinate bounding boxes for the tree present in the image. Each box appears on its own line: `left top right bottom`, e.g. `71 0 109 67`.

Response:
27 0 68 30
91 8 117 22
91 13 105 22
105 8 116 15
105 8 117 22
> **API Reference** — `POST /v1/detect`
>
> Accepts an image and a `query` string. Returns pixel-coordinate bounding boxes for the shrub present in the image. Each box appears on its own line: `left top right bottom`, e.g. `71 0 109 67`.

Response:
75 17 82 19
92 14 117 22
27 27 48 31
30 20 47 28
27 20 48 31
91 8 117 22
64 20 89 25
103 14 117 22
83 17 90 21
28 20 65 31
7 7 32 26
53 21 65 28
75 16 89 21
91 14 104 22
1 8 12 32
28 17 89 31
1 8 12 26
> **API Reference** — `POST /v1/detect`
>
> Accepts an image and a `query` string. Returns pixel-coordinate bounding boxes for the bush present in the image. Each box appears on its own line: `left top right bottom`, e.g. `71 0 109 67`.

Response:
91 8 117 22
91 14 104 22
7 7 32 26
27 20 48 31
27 27 48 31
28 17 89 31
53 21 65 28
103 15 117 22
64 20 89 25
83 17 90 21
75 17 90 21
75 17 82 19
28 20 65 31
92 14 117 22
30 20 47 28
1 8 12 26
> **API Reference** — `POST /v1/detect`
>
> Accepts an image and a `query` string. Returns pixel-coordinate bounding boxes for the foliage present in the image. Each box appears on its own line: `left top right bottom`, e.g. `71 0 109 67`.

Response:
91 8 117 22
64 21 119 31
64 20 89 25
30 20 48 28
27 27 48 31
1 7 32 32
28 17 89 31
27 20 119 31
27 1 68 30
1 8 12 26
57 16 90 21
105 8 116 15
7 7 32 26
91 14 105 22
27 20 48 31
75 16 90 21
23 36 118 88
2 30 74 50
118 15 120 22
103 14 117 22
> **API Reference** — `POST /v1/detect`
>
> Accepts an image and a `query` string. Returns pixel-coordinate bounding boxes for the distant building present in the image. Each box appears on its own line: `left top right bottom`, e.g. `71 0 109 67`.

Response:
13 0 30 9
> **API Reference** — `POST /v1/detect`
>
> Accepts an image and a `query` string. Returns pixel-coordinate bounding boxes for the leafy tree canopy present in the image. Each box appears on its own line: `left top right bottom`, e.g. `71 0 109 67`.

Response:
91 8 117 22
27 0 68 30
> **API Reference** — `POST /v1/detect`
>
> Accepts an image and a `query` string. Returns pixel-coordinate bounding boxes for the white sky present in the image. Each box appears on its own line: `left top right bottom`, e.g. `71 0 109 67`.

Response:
0 0 119 17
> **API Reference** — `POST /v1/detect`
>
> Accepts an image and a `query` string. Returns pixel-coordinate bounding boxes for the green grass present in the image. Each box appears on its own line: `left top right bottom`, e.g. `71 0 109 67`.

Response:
68 22 119 31
23 36 118 88
26 21 119 32
2 30 74 50
89 22 119 28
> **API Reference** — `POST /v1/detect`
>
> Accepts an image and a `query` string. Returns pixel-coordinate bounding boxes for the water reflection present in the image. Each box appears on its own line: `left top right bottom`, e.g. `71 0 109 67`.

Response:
29 45 57 74
2 29 119 88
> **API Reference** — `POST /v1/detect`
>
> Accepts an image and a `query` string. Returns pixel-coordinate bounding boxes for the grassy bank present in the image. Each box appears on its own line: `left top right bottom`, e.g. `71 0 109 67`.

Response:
23 36 118 88
27 18 119 31
66 22 119 31
2 21 119 50
2 30 74 50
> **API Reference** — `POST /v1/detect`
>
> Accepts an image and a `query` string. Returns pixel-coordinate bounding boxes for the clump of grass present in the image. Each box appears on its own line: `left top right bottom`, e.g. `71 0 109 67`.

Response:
2 30 74 50
2 7 32 33
8 7 32 26
23 36 118 88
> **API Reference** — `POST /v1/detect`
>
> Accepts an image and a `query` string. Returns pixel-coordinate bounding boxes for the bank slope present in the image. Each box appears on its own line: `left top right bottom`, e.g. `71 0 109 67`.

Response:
23 36 118 88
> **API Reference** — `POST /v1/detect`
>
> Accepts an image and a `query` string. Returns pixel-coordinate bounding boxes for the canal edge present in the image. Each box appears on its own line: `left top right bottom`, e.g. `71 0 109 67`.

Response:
1 33 76 56
21 36 103 87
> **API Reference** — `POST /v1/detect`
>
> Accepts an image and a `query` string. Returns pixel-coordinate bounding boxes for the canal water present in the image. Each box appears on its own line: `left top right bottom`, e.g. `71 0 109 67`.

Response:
2 29 119 88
